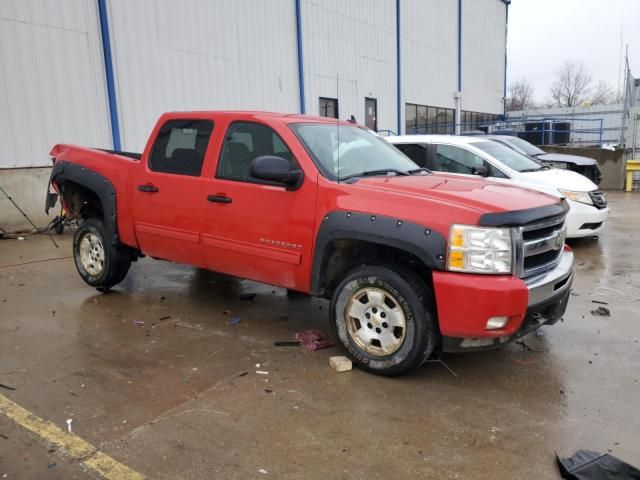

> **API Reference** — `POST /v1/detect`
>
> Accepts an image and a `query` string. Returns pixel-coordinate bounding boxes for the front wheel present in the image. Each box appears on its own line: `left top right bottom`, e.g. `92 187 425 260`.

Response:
330 265 438 376
73 218 131 289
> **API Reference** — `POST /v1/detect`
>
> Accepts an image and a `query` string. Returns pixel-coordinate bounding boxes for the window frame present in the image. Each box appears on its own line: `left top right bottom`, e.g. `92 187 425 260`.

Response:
148 119 214 177
215 120 301 187
319 97 339 119
432 142 508 178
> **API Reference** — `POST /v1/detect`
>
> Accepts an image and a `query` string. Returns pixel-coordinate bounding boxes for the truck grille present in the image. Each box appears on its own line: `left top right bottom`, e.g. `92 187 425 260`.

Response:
588 191 607 209
516 215 566 278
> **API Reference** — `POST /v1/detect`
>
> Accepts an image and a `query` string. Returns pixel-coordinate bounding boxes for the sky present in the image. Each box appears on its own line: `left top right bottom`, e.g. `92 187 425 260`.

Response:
507 0 640 104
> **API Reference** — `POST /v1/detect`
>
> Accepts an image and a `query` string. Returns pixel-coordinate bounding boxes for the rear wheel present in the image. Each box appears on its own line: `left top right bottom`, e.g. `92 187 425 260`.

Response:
73 218 131 289
330 265 438 376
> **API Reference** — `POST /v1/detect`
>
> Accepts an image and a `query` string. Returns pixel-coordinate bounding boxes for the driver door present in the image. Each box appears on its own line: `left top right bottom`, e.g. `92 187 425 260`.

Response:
199 120 317 290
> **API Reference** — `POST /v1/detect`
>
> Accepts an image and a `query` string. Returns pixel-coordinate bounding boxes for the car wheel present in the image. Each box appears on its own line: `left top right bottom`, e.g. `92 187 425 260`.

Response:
73 218 131 289
330 265 438 376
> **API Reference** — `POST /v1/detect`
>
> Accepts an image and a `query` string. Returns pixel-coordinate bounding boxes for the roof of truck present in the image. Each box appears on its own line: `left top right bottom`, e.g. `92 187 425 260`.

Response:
161 110 355 125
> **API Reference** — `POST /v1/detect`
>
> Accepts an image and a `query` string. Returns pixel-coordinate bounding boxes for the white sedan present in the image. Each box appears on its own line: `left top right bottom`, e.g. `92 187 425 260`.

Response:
386 135 608 238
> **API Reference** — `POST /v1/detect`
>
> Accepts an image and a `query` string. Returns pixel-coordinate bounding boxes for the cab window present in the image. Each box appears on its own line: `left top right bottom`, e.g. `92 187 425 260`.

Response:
149 119 213 176
217 122 297 182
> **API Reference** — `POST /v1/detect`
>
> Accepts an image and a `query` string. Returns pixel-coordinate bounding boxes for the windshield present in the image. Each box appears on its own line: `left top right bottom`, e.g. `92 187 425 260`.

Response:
471 141 545 172
498 136 545 156
290 123 420 180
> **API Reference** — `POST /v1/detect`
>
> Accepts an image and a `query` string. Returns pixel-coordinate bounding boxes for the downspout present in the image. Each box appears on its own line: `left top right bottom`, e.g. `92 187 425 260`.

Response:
396 0 402 135
97 0 121 150
455 0 462 135
295 0 306 114
503 1 509 118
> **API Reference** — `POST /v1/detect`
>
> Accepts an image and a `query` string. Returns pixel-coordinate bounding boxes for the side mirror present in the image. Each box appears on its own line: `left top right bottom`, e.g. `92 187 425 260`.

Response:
471 165 489 177
249 155 303 189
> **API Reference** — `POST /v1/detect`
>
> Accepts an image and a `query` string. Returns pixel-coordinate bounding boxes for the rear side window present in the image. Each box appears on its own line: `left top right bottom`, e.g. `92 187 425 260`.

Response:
434 144 484 174
149 119 213 176
217 122 297 182
394 143 427 166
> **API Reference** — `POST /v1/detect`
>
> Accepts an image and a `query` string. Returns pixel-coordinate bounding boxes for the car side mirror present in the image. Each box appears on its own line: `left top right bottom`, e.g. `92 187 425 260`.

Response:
249 155 303 190
472 165 489 177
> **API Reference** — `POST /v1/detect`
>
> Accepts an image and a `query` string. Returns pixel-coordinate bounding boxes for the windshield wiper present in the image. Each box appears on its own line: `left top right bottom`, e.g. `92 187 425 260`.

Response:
340 169 411 181
407 168 430 175
519 167 546 172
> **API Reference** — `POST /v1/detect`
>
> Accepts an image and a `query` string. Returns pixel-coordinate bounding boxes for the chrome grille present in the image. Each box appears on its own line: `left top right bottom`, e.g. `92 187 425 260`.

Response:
515 215 567 278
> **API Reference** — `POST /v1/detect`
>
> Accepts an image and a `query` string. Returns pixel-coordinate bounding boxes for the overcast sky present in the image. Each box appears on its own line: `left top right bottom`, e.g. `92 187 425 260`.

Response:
507 0 640 103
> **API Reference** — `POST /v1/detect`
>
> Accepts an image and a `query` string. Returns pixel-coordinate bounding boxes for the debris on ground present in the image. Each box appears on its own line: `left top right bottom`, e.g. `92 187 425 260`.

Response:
329 356 352 373
0 384 16 391
256 370 269 375
222 310 231 315
238 371 248 377
258 469 268 474
274 341 301 347
264 388 273 394
227 317 241 325
133 320 145 326
591 300 609 305
158 316 171 321
239 292 257 301
0 434 8 440
66 419 72 433
557 450 640 479
590 306 611 317
296 329 334 351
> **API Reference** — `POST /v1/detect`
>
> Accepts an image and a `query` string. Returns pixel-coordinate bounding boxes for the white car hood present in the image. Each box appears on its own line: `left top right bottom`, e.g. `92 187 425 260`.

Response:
517 168 597 192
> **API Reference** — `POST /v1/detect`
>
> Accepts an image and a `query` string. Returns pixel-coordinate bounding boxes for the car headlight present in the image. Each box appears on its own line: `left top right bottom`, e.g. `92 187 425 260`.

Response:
447 225 513 274
558 189 593 205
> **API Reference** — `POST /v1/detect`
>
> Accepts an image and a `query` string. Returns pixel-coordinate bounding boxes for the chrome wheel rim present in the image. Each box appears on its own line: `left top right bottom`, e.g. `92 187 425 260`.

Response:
79 233 105 276
345 287 407 356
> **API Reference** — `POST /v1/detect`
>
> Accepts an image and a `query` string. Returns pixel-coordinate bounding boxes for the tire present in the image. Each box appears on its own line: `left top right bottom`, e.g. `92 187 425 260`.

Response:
73 218 131 289
330 265 438 376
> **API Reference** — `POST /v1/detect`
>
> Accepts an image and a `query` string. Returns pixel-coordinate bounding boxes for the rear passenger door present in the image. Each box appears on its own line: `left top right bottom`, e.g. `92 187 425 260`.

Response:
200 120 317 290
133 119 213 266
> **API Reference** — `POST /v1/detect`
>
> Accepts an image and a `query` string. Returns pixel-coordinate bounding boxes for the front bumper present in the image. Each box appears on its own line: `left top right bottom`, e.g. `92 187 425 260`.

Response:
434 250 574 352
565 199 608 238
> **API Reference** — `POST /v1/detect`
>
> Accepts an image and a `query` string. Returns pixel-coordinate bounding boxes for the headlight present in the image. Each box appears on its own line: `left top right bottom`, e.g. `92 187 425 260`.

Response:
447 225 513 274
558 189 593 205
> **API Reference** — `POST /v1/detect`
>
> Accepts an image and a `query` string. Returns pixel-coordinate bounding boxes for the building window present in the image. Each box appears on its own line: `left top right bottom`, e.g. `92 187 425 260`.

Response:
319 97 338 119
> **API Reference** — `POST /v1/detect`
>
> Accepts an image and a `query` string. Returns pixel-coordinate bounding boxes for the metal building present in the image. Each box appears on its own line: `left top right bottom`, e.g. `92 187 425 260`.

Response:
0 0 509 229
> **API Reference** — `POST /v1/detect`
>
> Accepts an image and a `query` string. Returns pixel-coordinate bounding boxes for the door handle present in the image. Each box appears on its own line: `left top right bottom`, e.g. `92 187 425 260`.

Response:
137 184 159 193
207 194 232 204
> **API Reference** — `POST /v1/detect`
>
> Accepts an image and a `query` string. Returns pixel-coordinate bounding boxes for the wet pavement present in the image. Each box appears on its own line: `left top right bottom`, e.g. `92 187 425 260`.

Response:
1 191 639 479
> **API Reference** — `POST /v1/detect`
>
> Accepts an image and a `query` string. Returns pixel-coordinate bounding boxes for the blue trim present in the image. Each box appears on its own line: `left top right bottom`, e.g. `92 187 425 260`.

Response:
396 0 401 134
503 1 509 116
457 0 462 92
295 0 306 114
97 0 121 150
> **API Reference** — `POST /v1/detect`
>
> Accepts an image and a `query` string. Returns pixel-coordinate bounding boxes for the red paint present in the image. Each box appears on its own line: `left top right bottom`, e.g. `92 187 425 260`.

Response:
50 111 560 338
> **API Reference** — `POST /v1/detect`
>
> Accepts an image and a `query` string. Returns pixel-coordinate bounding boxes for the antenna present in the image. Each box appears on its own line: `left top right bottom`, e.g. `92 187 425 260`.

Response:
336 72 340 183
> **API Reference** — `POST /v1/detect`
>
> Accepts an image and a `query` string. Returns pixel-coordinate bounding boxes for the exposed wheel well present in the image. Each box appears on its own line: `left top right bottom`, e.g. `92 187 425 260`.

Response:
57 180 104 221
317 239 433 298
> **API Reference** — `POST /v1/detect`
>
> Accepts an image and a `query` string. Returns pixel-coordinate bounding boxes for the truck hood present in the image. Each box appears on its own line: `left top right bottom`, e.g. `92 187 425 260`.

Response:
518 167 597 192
536 152 597 166
351 173 558 214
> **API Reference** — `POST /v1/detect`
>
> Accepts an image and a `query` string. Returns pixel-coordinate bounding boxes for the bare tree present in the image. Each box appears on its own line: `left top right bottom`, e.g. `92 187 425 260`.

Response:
506 79 535 111
549 61 592 107
590 80 616 105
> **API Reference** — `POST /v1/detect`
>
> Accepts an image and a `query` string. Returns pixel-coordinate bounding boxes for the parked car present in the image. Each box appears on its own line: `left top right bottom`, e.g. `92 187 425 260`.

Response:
483 135 602 185
387 135 608 238
46 112 573 376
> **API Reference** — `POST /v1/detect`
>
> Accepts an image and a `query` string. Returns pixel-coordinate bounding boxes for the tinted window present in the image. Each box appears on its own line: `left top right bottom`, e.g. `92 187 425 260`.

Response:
218 122 296 181
471 141 544 172
434 144 485 174
319 97 339 119
149 119 213 176
395 143 427 166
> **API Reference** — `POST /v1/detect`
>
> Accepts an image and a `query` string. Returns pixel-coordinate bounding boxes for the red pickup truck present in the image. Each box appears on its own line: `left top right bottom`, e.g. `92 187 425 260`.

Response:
46 111 574 375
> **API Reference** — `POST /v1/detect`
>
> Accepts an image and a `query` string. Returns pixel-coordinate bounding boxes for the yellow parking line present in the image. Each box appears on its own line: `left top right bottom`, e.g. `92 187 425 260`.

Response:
0 393 144 480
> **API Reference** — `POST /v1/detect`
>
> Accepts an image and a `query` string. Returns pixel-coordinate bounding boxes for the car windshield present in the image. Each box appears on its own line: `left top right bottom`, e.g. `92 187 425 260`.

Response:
471 141 545 172
290 123 420 180
498 136 546 156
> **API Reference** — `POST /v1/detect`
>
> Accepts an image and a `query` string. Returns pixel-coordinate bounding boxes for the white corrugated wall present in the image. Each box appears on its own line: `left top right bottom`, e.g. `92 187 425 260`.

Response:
461 0 506 114
0 0 111 168
402 0 458 110
301 0 397 132
107 0 301 152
